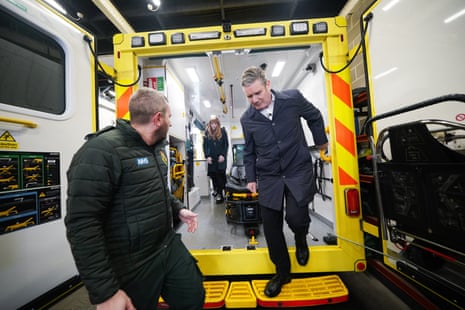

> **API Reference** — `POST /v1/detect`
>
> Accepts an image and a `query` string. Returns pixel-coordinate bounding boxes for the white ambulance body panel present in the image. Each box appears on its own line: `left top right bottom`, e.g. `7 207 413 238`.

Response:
368 0 465 132
0 1 95 308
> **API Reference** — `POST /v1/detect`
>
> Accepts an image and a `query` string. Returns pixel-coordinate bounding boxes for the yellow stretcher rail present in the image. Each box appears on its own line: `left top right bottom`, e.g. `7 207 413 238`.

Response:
229 192 259 200
172 164 184 179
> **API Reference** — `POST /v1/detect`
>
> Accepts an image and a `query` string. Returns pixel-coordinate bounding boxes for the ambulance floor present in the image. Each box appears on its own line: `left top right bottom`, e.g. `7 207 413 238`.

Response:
179 195 333 250
49 197 411 309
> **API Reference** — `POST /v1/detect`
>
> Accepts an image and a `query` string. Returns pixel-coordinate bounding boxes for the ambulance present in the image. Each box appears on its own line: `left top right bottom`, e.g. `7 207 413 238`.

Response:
0 0 464 309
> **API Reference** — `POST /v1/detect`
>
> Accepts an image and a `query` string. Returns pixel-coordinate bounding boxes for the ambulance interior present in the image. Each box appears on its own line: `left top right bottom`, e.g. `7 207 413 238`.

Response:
107 43 337 251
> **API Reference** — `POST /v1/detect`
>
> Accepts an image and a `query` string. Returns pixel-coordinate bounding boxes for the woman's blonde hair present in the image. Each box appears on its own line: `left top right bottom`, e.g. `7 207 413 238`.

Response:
206 117 223 140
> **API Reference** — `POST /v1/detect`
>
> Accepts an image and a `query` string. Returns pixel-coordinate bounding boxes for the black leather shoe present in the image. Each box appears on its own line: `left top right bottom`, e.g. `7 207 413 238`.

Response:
264 274 291 297
215 195 224 203
295 234 309 266
296 246 309 266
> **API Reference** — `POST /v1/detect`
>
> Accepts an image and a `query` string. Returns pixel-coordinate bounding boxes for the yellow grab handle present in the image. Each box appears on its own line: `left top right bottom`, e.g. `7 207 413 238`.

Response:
0 116 37 128
319 126 331 162
320 149 331 163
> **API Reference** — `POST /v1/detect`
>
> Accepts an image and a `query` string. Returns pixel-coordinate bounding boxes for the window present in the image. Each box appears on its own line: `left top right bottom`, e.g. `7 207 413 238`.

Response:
0 9 65 115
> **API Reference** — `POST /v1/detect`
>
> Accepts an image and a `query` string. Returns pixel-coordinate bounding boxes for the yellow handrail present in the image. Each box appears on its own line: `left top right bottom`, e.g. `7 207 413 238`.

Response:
0 117 37 128
320 127 331 162
211 54 228 114
320 149 331 163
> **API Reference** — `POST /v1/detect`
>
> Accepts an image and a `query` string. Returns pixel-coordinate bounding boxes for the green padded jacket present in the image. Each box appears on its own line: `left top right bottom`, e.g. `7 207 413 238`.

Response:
65 119 185 304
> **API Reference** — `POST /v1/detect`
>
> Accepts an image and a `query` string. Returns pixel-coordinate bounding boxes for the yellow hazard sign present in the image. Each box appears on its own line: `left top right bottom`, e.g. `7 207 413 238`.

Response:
0 130 19 149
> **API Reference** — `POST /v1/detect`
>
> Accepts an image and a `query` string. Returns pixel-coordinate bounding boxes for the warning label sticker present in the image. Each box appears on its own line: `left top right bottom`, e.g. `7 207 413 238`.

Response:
0 131 18 149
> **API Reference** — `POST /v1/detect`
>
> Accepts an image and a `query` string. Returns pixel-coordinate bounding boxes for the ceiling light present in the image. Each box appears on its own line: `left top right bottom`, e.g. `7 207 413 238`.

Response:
147 0 161 12
186 68 199 83
203 100 211 108
235 48 250 55
271 61 286 77
221 49 251 55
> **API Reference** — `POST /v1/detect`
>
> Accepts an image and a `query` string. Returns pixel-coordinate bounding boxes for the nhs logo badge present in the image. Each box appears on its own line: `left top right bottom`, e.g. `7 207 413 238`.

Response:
136 157 149 167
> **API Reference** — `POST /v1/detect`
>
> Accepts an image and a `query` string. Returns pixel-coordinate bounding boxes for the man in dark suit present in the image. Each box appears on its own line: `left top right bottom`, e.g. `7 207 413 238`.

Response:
240 66 328 298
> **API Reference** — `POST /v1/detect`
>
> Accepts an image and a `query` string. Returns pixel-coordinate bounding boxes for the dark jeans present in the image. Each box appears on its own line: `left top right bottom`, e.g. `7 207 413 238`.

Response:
210 170 226 195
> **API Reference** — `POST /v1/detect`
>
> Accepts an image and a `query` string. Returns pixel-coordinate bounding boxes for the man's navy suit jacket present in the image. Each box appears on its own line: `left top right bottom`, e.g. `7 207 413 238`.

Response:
240 89 328 210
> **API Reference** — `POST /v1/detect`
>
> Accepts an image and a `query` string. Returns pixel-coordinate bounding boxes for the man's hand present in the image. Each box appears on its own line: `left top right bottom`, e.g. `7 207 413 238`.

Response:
206 157 212 164
247 182 257 193
218 155 225 163
97 289 135 310
179 208 199 233
318 142 328 151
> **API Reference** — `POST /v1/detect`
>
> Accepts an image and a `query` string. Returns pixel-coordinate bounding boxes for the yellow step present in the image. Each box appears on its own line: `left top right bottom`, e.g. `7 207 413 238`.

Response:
158 275 348 308
158 280 229 309
251 274 349 307
204 280 230 309
225 281 256 308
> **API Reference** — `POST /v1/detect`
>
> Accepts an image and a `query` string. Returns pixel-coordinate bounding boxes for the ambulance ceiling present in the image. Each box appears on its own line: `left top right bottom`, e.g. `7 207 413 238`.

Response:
56 0 349 55
53 0 350 121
